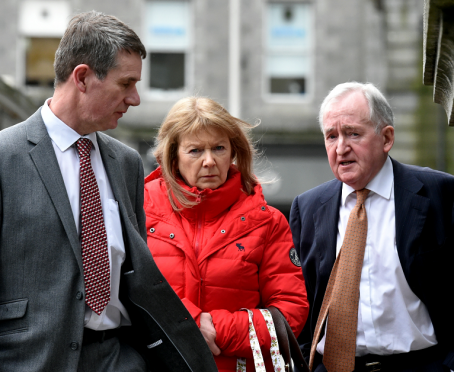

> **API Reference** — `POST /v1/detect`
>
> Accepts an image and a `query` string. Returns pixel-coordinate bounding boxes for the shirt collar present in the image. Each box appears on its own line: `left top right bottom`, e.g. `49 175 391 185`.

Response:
41 98 98 152
341 156 394 206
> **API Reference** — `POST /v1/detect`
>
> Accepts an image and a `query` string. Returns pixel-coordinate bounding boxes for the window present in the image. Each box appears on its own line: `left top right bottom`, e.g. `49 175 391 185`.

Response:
144 1 191 94
149 52 185 90
19 1 70 88
266 3 312 96
25 38 61 87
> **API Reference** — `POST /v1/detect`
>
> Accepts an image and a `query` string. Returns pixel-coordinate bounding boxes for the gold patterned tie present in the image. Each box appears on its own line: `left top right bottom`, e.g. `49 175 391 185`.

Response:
309 189 370 372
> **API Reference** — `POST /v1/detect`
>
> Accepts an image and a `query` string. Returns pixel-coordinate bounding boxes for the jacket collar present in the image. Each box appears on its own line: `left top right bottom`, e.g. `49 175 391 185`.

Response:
145 165 246 221
313 179 342 298
144 165 272 264
391 158 429 277
26 108 82 273
178 166 244 222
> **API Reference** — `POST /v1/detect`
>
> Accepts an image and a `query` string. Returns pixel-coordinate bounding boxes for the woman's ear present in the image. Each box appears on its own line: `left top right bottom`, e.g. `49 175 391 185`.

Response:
230 147 236 163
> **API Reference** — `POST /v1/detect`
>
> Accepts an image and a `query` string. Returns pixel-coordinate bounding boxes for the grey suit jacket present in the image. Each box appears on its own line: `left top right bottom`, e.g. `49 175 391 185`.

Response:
0 109 217 372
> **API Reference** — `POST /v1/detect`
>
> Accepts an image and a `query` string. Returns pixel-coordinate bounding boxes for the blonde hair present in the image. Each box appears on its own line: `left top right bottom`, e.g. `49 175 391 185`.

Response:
154 96 258 210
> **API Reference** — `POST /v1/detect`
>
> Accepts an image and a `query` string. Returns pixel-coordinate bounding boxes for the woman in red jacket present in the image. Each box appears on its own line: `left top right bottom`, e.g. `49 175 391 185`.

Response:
144 96 309 371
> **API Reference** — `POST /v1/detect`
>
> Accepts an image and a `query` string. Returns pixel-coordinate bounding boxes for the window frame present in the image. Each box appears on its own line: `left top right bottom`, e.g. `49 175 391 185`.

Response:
18 1 70 94
141 0 194 101
262 1 314 103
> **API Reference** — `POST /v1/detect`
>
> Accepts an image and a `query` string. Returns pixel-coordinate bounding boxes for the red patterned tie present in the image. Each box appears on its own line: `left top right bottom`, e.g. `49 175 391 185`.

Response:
309 189 370 372
76 138 110 316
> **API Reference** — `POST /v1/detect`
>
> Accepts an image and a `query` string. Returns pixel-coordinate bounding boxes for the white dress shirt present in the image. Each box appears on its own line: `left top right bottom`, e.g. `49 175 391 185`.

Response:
317 156 437 356
41 99 131 330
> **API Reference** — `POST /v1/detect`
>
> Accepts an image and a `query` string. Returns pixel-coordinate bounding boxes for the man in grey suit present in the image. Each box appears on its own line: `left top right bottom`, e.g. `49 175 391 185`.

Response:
0 11 217 372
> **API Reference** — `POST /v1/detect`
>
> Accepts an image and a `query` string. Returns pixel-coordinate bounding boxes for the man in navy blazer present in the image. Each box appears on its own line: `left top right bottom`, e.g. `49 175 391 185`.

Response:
290 82 454 372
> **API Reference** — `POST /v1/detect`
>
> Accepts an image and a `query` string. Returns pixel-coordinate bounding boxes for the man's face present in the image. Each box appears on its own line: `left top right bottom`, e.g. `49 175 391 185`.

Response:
79 50 142 133
323 91 394 190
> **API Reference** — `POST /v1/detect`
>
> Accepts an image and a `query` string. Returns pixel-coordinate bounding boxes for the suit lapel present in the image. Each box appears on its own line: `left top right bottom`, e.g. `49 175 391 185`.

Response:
26 111 82 272
392 159 429 277
313 181 342 294
96 133 135 229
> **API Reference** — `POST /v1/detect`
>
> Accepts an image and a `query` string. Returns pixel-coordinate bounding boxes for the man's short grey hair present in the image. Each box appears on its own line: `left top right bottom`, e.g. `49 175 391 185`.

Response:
54 11 146 87
318 82 394 134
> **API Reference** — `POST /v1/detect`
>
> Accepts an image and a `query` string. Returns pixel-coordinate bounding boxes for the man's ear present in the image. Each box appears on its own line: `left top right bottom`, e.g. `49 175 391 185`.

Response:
382 125 395 154
72 64 91 93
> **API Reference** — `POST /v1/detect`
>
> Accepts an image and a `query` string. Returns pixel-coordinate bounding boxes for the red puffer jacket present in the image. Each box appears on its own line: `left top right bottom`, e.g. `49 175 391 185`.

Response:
144 166 309 372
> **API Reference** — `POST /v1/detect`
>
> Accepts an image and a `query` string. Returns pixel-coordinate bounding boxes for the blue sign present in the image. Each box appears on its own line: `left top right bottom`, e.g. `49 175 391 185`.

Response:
151 26 186 37
271 27 305 38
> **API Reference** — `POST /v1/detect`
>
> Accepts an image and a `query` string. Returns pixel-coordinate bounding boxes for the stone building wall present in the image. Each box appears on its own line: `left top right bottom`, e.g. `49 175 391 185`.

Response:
0 0 426 211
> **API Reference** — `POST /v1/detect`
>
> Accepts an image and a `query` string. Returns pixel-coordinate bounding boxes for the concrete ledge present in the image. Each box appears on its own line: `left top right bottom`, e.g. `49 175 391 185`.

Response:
0 78 37 124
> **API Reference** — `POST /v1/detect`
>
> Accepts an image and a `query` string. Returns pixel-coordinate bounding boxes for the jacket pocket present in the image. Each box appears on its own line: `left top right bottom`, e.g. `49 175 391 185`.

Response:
0 298 28 336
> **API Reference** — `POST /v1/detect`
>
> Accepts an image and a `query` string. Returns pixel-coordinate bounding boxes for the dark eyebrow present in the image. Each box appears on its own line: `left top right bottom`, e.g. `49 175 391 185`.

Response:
121 77 141 83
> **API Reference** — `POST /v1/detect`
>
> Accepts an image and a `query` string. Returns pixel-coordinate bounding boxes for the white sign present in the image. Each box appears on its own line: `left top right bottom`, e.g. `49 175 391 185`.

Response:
267 4 311 52
19 1 70 37
144 1 190 50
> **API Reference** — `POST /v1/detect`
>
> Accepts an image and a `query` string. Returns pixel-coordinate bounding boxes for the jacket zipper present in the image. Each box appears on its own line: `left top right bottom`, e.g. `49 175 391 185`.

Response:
194 202 202 258
194 193 203 308
199 278 204 309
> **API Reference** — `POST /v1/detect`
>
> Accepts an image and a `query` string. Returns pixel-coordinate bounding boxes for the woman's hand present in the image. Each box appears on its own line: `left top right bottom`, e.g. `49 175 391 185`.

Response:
200 312 221 356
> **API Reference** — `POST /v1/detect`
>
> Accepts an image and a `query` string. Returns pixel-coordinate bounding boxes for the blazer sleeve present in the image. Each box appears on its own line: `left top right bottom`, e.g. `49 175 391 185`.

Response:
211 208 309 359
289 196 314 361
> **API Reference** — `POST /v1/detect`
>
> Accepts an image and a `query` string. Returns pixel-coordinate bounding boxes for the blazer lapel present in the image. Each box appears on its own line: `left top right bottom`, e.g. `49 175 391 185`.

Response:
26 111 82 272
392 159 429 278
313 181 342 295
96 134 135 229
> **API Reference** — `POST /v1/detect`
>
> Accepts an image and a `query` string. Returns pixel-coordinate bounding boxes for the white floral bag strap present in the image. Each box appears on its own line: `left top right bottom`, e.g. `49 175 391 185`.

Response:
260 309 286 370
236 309 285 372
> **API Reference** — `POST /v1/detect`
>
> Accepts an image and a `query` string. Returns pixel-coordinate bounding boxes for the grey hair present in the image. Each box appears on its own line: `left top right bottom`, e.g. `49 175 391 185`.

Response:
318 82 394 134
54 11 146 87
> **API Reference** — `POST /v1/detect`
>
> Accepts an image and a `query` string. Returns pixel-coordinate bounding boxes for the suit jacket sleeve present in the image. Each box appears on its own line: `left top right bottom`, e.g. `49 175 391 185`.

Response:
289 196 313 361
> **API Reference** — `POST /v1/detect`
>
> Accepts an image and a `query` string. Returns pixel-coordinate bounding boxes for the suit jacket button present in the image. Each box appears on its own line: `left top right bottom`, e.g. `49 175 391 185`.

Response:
76 291 83 300
70 342 79 351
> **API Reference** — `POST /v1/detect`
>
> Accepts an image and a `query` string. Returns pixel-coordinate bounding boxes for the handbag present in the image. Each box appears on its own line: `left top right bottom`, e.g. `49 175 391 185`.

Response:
236 307 310 372
268 306 309 372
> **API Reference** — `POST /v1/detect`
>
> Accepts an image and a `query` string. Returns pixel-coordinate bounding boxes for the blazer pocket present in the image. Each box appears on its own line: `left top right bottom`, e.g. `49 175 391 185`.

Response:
0 298 29 336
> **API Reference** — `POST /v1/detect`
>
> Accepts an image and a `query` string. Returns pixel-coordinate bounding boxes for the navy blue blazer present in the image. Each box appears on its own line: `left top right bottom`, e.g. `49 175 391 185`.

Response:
289 158 454 369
